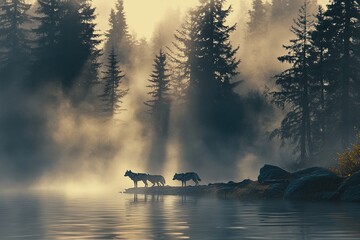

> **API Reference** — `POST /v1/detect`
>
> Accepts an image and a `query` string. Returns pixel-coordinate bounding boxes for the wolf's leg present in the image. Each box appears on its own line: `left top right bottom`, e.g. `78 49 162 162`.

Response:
144 180 148 187
193 179 198 186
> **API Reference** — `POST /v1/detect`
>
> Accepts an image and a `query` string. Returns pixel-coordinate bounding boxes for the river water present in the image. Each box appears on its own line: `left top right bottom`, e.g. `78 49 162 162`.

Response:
1 191 360 239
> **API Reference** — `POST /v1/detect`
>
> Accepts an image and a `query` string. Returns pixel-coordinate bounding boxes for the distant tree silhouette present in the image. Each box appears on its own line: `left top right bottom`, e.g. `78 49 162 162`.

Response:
100 47 128 118
144 49 171 136
170 0 240 110
73 0 102 104
144 49 171 172
270 0 317 43
308 6 332 154
192 0 241 133
104 0 132 66
32 0 62 84
319 0 360 148
271 0 304 23
168 12 199 103
0 0 32 85
56 0 101 98
248 0 268 37
271 2 315 166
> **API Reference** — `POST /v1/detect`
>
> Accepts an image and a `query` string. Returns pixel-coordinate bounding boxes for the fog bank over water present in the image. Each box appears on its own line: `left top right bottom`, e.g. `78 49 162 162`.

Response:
0 0 337 191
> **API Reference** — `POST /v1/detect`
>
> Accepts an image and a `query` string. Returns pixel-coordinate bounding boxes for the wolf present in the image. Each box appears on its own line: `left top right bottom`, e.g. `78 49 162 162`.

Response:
173 172 201 187
124 170 148 188
147 175 166 187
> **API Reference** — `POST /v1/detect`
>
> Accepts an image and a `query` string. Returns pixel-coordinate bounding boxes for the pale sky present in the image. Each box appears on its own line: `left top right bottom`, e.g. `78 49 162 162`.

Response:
29 0 330 40
93 0 197 40
93 0 330 40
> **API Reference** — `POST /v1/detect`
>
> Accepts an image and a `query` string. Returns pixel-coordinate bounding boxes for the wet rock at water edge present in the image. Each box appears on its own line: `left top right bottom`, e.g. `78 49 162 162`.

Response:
258 164 291 184
292 167 336 179
263 182 288 199
337 171 360 194
340 186 360 202
284 173 343 200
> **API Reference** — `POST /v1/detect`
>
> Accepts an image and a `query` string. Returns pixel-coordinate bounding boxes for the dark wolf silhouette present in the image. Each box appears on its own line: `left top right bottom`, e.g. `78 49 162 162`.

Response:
124 170 148 188
147 175 166 187
173 172 201 187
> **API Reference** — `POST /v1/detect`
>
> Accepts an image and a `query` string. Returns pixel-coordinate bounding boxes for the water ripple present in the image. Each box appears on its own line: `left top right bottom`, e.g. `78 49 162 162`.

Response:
1 192 360 239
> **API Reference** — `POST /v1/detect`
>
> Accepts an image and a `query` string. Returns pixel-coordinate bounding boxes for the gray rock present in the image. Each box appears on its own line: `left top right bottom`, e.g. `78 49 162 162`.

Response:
237 179 253 188
258 164 291 184
340 186 360 202
314 191 338 201
292 167 336 179
337 171 360 194
264 182 288 199
284 174 342 200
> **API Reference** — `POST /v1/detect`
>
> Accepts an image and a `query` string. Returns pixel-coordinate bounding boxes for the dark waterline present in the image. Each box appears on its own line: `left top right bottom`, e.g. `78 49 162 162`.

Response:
1 191 360 239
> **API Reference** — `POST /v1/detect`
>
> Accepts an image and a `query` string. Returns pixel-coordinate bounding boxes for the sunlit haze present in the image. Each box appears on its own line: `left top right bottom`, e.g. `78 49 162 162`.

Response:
1 0 359 238
28 0 330 40
93 0 329 40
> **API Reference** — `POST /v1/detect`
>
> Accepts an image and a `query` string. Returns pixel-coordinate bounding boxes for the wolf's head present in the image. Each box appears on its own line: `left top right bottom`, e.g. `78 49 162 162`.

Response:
173 173 179 180
124 170 132 176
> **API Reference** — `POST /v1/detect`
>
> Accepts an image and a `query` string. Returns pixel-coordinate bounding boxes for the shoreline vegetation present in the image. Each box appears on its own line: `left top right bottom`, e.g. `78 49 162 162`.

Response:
124 165 360 202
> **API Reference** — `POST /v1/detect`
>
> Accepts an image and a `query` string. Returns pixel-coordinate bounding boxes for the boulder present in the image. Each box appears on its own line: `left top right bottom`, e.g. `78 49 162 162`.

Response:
337 171 360 194
263 182 288 199
236 179 253 188
284 173 342 200
340 186 360 202
258 164 291 184
292 167 336 179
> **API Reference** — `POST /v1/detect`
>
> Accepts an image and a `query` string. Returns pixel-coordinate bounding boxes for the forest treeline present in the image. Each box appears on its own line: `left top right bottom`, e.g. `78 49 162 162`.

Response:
0 0 359 178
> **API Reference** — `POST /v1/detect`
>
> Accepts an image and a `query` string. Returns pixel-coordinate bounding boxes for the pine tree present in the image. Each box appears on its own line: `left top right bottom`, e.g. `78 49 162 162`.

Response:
104 0 131 65
309 6 332 153
32 0 62 82
74 0 101 103
168 12 199 102
320 0 360 148
100 47 127 118
144 50 171 135
271 0 305 22
0 0 32 84
271 1 315 166
56 0 101 99
169 0 241 136
248 0 268 36
193 0 240 129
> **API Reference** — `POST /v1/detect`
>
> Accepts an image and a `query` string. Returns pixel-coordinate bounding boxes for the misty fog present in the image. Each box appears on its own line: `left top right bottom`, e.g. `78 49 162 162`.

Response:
0 0 356 191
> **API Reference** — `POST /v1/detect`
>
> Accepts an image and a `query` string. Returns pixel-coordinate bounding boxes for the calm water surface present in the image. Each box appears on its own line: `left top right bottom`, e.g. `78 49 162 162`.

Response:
1 191 360 239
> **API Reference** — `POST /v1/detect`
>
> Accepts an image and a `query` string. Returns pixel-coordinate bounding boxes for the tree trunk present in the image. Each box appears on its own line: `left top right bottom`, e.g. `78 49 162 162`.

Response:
341 0 351 148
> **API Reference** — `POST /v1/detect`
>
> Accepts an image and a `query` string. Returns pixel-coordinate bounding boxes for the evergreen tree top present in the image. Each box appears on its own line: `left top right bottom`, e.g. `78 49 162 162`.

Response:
145 49 171 112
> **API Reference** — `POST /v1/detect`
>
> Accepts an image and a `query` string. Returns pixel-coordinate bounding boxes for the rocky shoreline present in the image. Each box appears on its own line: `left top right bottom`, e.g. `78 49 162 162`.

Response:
124 165 360 202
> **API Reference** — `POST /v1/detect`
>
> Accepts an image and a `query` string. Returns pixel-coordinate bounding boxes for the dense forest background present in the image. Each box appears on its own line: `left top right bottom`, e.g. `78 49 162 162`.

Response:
0 0 359 188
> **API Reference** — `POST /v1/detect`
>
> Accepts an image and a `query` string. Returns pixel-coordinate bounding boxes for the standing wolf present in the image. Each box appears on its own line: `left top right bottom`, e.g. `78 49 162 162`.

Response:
124 170 148 188
147 175 166 186
173 172 201 187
